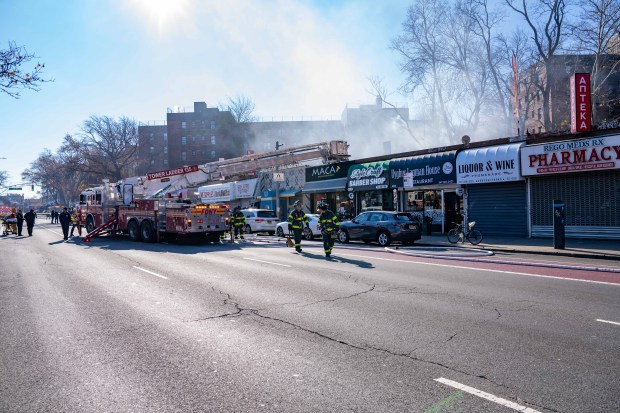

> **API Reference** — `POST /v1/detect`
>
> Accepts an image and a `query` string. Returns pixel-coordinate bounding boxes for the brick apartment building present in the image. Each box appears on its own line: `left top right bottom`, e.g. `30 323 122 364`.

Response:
137 99 413 175
519 54 620 133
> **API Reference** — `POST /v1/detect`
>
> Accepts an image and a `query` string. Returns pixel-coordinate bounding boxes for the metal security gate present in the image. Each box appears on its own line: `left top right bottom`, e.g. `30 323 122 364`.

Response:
466 182 527 237
530 170 620 239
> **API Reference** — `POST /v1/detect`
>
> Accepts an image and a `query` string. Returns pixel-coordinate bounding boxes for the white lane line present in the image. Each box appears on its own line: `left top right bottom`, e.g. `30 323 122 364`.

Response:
133 266 169 280
336 253 620 286
243 257 291 267
596 319 620 326
434 377 541 413
41 226 64 236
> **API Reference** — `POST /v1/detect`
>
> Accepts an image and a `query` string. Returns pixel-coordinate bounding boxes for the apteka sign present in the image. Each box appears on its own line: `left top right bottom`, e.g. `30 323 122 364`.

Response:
520 135 620 176
570 73 591 133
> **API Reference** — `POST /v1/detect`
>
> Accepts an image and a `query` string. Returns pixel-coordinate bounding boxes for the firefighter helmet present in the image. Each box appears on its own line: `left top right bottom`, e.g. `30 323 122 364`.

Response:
317 202 328 211
293 200 302 207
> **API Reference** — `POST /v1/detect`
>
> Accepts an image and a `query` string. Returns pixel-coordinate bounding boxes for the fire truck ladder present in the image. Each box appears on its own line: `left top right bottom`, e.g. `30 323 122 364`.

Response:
82 216 119 243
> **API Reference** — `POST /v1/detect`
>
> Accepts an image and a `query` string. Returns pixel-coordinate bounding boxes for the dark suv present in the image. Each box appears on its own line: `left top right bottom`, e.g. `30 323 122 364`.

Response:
338 211 422 246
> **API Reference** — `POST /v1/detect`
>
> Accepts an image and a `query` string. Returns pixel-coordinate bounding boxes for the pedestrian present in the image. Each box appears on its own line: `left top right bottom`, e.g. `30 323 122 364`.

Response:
51 210 56 224
15 209 24 236
317 202 339 258
69 209 82 237
24 209 36 236
287 200 309 253
59 207 71 240
231 206 246 240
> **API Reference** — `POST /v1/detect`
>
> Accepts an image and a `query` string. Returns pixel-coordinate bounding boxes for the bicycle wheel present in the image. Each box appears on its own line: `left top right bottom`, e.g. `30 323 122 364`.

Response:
468 229 483 245
447 228 460 243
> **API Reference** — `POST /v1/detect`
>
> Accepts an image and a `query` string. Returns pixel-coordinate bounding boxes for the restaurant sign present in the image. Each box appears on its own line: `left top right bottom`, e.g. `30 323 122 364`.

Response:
346 161 390 191
520 135 620 176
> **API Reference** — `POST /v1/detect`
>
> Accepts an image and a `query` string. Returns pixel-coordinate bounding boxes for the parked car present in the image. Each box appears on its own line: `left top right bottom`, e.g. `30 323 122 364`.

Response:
241 209 280 235
276 213 321 240
338 211 422 246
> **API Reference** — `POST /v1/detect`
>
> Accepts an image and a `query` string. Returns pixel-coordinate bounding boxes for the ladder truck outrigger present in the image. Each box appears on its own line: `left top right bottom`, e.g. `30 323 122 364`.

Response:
79 140 349 243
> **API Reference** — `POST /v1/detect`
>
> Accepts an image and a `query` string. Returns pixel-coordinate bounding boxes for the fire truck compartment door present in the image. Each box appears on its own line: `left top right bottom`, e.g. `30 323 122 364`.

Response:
123 184 134 205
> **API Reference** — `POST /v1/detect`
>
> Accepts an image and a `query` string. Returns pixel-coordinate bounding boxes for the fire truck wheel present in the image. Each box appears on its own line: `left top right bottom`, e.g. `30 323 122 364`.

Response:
141 220 156 243
85 216 95 233
128 220 141 242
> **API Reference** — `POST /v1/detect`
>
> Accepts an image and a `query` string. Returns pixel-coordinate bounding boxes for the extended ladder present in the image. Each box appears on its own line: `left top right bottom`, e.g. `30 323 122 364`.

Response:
82 217 118 243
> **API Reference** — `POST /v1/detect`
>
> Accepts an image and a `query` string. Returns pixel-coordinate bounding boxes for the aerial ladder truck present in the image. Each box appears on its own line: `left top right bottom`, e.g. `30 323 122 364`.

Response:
79 140 348 243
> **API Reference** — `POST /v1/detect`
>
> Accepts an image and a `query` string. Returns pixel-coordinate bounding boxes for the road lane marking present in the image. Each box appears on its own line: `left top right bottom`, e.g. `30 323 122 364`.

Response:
41 227 64 236
133 266 169 280
434 377 541 413
243 257 291 267
336 253 620 286
596 319 620 326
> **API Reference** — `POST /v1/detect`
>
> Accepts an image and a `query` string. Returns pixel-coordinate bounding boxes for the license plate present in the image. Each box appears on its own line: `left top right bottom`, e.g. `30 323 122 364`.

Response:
267 220 272 224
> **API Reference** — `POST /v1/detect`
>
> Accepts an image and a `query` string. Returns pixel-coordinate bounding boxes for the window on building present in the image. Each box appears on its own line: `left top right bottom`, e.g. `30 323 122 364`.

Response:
181 136 187 145
150 159 155 165
163 159 168 166
182 121 186 129
201 135 206 142
149 136 154 143
163 146 168 154
210 120 216 129
537 108 542 120
192 121 195 127
192 150 196 158
539 126 543 133
531 110 535 119
181 151 187 161
211 150 216 159
211 135 216 145
191 135 195 142
149 146 155 154
163 133 168 141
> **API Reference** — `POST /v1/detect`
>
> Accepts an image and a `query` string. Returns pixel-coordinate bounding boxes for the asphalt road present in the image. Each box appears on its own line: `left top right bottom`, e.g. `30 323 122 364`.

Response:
1 222 618 413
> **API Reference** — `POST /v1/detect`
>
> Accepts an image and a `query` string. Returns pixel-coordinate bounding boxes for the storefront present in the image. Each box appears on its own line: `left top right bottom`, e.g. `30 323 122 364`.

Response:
456 143 527 237
302 161 353 218
197 178 259 209
390 151 457 233
520 134 620 239
346 161 393 215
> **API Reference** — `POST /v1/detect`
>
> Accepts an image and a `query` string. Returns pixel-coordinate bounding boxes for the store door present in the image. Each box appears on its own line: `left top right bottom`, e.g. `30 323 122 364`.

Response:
444 191 461 230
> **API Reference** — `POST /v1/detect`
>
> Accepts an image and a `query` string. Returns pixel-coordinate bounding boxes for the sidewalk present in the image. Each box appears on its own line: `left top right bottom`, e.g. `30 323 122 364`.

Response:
417 234 620 261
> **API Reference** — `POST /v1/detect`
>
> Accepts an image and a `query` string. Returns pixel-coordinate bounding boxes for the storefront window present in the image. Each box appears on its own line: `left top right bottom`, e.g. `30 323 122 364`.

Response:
424 190 443 224
405 191 424 212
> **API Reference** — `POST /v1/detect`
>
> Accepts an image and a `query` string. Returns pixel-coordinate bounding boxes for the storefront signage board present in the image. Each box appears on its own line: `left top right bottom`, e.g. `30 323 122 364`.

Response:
346 161 390 191
456 143 524 184
390 151 456 188
521 135 620 176
235 179 258 199
306 161 354 182
570 73 591 133
198 182 234 203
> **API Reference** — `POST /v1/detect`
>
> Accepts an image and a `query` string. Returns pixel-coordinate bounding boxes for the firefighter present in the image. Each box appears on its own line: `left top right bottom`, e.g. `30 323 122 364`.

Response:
231 206 246 240
317 202 339 258
287 200 309 253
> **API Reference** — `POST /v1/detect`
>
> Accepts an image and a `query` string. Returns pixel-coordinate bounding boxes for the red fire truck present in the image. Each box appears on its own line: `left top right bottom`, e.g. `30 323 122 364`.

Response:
79 140 349 243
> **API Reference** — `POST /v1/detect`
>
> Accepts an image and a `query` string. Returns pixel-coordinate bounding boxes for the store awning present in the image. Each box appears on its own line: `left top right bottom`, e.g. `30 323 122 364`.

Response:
390 151 457 188
456 143 524 184
302 177 348 193
259 189 299 200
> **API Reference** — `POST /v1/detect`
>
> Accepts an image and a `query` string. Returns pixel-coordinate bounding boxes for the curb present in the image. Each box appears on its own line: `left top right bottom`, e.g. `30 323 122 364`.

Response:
415 242 620 262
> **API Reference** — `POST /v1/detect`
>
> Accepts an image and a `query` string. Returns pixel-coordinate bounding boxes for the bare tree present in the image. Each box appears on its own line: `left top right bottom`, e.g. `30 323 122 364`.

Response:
224 95 258 123
80 115 139 181
569 0 620 123
505 0 569 131
0 170 8 187
0 41 51 99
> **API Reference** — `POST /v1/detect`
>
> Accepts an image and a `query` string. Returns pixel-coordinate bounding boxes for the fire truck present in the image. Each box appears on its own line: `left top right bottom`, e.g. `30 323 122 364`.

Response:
79 140 349 243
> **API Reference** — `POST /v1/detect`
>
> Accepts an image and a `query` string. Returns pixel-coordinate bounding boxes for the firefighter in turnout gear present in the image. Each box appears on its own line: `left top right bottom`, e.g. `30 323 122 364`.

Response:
287 200 309 252
317 202 339 258
231 206 246 240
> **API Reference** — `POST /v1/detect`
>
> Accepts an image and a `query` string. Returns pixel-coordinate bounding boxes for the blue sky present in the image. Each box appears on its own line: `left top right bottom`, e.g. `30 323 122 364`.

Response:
1 0 414 191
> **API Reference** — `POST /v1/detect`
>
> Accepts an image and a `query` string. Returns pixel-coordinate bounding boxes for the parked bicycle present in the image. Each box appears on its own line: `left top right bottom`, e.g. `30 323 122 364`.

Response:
447 221 483 245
